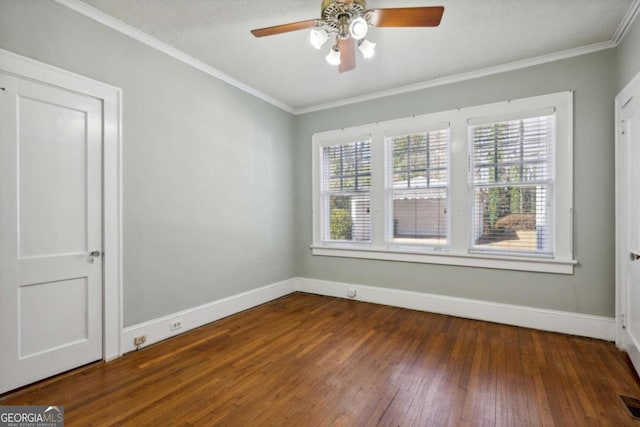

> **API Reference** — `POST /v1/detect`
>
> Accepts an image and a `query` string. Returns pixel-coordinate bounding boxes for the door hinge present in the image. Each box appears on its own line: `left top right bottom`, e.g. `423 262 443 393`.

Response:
621 313 627 329
621 120 626 136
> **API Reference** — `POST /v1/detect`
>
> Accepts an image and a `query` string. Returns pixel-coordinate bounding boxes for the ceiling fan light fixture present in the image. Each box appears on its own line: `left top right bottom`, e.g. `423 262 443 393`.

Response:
359 39 376 59
349 16 368 40
310 28 329 49
250 3 445 73
325 46 341 66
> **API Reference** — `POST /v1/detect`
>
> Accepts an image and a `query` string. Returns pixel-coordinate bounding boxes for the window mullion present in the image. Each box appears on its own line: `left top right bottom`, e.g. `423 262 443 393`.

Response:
519 120 524 182
370 129 386 247
355 142 359 190
426 132 431 188
448 120 469 253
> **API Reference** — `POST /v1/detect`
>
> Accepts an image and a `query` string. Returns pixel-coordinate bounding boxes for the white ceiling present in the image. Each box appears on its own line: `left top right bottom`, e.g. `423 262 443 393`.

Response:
79 0 636 112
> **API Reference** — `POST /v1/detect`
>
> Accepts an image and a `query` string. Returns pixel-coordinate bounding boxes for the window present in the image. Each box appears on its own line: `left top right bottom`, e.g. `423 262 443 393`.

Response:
320 140 372 242
470 115 554 255
386 128 450 247
312 92 575 274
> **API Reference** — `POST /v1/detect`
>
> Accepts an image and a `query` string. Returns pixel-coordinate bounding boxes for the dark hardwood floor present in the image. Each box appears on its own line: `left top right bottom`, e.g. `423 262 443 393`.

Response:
2 292 640 426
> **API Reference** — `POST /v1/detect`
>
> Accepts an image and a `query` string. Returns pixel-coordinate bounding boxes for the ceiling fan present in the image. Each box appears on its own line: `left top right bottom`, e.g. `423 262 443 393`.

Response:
251 0 444 73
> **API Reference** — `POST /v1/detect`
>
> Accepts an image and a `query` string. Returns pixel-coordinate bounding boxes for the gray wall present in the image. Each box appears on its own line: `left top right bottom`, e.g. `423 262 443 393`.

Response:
1 0 637 323
294 50 618 317
0 0 296 326
617 13 640 90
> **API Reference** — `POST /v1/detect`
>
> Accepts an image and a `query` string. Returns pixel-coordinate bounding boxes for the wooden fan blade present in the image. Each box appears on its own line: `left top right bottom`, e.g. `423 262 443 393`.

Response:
368 6 444 27
338 38 356 73
251 19 317 37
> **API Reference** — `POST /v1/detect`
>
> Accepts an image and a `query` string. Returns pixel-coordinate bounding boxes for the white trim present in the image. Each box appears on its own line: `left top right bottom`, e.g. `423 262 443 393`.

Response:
53 0 638 115
312 92 575 274
615 83 624 350
121 278 297 353
296 277 615 341
121 275 613 355
296 42 612 114
103 82 123 362
0 49 123 360
615 69 640 349
0 49 120 103
53 0 294 114
613 0 640 45
310 246 576 274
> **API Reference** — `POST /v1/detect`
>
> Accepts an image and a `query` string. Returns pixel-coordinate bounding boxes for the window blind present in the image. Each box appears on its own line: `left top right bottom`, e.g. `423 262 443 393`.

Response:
470 115 555 254
386 128 450 246
321 140 372 242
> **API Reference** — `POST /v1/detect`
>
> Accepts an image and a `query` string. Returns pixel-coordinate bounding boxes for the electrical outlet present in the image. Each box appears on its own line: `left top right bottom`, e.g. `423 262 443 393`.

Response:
134 335 146 346
170 320 182 331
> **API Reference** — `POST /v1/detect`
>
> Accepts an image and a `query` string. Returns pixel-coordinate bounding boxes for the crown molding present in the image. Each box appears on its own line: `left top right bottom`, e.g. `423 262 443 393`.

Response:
55 0 639 116
295 41 614 114
613 0 640 45
53 0 295 114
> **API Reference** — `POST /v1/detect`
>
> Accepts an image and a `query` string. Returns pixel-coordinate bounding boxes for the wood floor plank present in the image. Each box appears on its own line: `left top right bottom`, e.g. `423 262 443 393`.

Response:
1 292 639 426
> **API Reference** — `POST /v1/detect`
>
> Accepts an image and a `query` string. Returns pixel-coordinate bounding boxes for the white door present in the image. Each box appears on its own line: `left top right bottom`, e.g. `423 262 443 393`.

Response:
0 72 103 393
619 74 640 376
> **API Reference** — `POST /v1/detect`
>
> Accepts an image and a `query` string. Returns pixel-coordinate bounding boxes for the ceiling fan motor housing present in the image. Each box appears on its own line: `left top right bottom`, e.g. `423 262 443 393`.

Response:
320 0 368 35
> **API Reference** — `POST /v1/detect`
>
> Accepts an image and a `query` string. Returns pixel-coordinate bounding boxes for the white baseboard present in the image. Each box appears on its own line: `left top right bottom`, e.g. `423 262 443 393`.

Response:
295 277 616 341
120 276 615 355
121 278 297 353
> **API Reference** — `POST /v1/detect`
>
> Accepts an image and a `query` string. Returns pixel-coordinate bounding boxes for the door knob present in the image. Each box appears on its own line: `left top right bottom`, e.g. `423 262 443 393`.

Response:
630 252 640 261
90 251 101 257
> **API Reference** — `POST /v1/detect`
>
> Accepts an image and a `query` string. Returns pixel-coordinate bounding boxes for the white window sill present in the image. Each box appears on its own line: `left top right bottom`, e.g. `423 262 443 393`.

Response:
310 245 576 274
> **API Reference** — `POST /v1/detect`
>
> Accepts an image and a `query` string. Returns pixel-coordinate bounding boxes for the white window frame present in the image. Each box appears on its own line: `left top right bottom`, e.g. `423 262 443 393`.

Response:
319 137 373 244
311 92 576 274
468 109 556 256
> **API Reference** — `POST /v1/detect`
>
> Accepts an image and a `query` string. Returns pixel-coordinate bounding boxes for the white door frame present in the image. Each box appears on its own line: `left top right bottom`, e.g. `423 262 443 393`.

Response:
0 48 122 361
616 69 640 350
